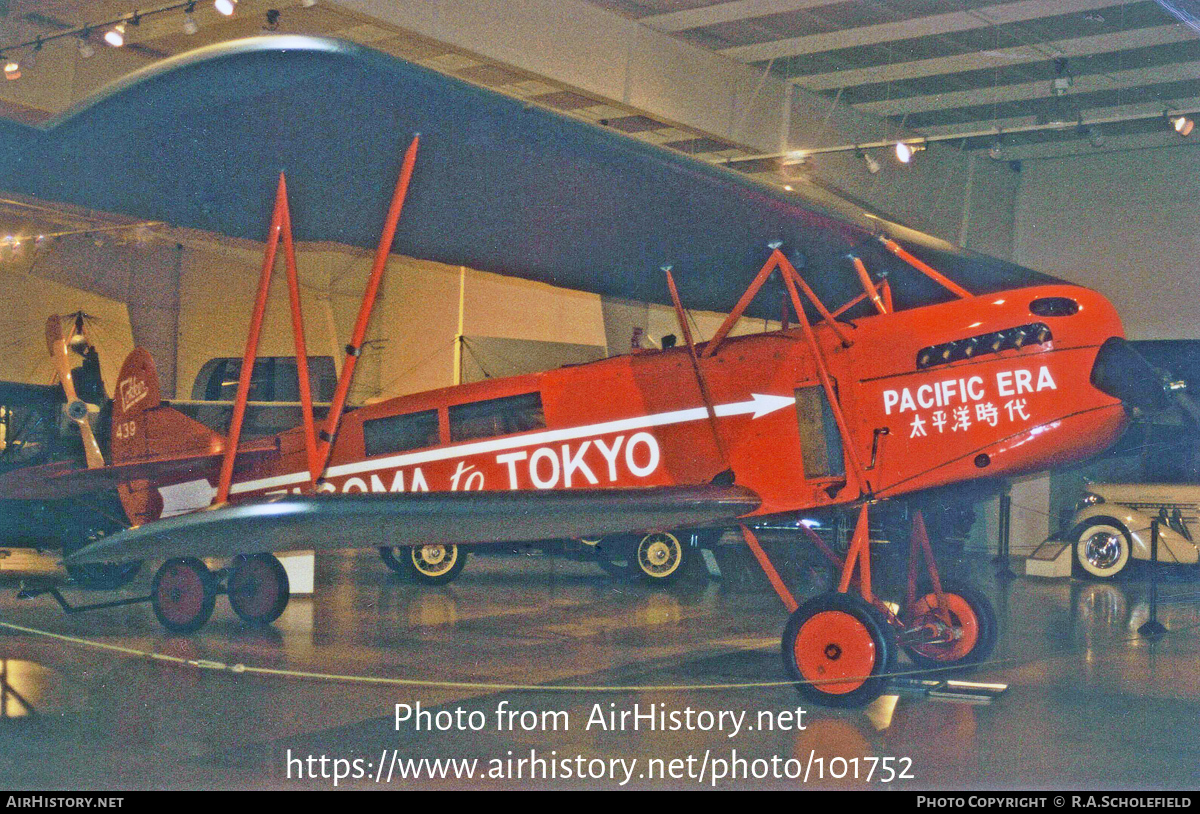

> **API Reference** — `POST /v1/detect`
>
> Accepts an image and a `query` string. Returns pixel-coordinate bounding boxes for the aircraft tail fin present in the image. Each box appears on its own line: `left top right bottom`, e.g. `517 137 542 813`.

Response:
112 347 225 524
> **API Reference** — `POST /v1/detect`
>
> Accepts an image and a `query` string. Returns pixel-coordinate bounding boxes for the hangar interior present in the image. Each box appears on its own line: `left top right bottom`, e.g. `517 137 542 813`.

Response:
0 0 1197 791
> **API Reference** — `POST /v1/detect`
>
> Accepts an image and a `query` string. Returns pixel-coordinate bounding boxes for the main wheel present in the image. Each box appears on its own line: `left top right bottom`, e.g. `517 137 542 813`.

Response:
227 553 290 625
381 544 466 585
782 592 896 708
901 580 997 672
634 531 686 582
1073 519 1132 579
151 558 216 634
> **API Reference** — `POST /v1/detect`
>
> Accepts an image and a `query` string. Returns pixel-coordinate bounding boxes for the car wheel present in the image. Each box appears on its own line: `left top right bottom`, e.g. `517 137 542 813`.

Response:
381 544 466 585
1073 519 1132 579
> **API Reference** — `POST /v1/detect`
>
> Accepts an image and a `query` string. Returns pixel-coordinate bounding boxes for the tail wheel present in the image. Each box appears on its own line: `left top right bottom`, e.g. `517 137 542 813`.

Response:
635 531 686 582
227 553 290 625
902 580 997 671
151 558 216 634
782 592 895 708
381 544 467 585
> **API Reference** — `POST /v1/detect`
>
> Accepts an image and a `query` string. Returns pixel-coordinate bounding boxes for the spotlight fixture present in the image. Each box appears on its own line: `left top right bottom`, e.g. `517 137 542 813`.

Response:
856 148 881 174
1173 115 1194 137
183 2 199 35
1052 57 1073 96
104 22 126 48
988 134 1004 160
215 0 238 16
1087 125 1105 148
3 56 19 81
895 141 924 164
77 33 95 59
265 9 281 30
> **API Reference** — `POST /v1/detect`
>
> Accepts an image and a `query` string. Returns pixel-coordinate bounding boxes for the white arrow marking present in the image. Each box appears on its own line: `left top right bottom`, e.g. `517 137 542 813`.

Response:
227 392 796 495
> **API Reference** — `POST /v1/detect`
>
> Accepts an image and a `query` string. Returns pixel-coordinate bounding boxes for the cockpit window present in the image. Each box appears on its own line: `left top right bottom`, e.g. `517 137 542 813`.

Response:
449 392 546 442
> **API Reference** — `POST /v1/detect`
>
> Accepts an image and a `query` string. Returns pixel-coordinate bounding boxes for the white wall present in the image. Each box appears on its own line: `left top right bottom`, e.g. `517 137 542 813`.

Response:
1015 142 1200 340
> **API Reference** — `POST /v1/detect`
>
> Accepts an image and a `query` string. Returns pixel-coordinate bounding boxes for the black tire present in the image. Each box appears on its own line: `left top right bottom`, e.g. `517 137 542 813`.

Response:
633 531 687 583
1072 517 1133 579
381 544 466 585
151 558 216 634
901 580 997 672
782 591 896 708
227 553 290 625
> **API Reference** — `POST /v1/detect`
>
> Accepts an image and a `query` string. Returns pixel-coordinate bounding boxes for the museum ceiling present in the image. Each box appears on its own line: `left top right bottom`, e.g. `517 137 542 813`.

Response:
590 0 1200 156
0 1 1196 189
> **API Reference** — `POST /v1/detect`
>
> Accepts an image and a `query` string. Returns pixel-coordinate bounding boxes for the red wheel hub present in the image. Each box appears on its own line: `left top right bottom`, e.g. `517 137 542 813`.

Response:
229 557 282 619
907 592 979 661
155 562 206 625
793 609 877 695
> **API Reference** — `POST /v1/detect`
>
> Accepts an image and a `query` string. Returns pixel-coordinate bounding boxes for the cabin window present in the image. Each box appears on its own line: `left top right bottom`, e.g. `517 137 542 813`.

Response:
363 409 440 457
795 384 845 479
449 392 545 442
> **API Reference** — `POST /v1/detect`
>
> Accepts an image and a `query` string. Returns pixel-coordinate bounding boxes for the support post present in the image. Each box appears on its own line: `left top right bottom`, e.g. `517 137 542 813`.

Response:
1139 518 1167 638
996 493 1016 578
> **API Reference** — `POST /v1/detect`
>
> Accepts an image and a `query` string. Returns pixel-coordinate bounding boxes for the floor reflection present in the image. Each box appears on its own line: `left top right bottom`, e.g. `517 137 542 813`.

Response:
0 547 1194 788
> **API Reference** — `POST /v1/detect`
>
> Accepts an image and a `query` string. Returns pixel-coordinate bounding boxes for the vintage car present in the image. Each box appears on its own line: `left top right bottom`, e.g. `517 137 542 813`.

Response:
1068 483 1200 578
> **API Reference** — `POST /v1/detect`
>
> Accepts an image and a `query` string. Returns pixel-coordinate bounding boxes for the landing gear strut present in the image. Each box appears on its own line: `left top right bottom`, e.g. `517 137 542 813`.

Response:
744 505 997 707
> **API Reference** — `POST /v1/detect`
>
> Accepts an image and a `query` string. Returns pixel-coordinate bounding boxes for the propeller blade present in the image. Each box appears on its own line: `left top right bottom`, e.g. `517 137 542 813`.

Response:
45 314 105 469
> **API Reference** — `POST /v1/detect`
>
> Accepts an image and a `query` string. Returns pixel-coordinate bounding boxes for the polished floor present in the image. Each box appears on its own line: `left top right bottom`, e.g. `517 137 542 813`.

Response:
0 541 1197 790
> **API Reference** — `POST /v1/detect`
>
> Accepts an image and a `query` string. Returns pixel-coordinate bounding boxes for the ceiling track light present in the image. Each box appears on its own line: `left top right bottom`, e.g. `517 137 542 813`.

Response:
183 2 199 34
104 22 126 48
1172 114 1194 137
215 0 238 16
2 55 19 81
855 147 881 174
894 141 924 164
988 133 1004 160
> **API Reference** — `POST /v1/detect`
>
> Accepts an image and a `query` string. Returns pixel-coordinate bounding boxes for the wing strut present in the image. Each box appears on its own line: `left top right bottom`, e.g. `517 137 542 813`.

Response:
215 173 319 503
663 266 729 469
702 246 852 359
310 134 421 485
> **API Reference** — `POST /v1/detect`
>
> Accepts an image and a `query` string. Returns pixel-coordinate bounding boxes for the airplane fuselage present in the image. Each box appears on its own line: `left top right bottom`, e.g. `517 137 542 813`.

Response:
147 281 1127 526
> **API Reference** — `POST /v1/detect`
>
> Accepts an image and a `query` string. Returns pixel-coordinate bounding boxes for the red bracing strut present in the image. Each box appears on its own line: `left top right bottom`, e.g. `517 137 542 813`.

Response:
312 135 420 483
663 267 729 467
216 174 317 504
740 524 798 614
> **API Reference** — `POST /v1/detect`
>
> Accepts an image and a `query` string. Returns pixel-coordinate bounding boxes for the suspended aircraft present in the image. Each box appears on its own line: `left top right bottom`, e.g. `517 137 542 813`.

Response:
0 37 1144 706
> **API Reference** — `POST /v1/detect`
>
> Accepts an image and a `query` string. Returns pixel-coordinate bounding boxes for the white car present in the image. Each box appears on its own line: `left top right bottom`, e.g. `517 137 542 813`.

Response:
1068 484 1200 578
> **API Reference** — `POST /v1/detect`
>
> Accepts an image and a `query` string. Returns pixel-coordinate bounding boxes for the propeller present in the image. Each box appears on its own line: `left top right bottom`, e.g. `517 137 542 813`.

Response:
1091 337 1200 427
45 314 105 469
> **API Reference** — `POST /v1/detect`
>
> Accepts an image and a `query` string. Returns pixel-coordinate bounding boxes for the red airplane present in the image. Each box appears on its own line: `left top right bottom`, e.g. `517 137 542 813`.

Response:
2 129 1132 709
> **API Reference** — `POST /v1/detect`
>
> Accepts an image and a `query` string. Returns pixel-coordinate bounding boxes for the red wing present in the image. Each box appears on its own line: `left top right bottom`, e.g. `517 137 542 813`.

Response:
0 444 279 500
64 485 761 564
